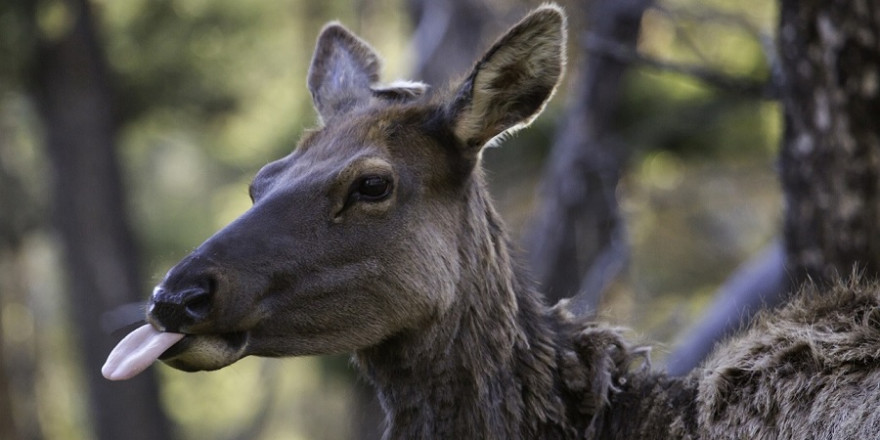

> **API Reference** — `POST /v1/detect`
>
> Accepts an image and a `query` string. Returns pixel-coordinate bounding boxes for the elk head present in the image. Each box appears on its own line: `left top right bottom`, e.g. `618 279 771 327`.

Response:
104 4 566 380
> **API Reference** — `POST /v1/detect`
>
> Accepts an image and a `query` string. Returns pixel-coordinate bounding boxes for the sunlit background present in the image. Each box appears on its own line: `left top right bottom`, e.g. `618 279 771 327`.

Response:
1 0 779 438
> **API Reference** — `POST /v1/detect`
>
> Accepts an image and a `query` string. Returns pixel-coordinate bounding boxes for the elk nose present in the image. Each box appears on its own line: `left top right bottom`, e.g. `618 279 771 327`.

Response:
149 283 214 332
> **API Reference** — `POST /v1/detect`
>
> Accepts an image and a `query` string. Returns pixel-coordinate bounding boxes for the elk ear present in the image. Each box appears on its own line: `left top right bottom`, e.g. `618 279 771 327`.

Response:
447 4 566 154
308 23 381 123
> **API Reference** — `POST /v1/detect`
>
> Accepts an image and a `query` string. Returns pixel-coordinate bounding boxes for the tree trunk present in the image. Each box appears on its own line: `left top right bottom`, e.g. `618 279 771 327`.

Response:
779 0 880 286
407 0 497 86
526 0 651 308
30 0 175 439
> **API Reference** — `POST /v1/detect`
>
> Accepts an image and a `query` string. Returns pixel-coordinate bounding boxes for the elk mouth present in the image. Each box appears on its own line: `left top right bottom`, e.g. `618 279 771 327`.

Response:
158 331 250 372
102 325 252 381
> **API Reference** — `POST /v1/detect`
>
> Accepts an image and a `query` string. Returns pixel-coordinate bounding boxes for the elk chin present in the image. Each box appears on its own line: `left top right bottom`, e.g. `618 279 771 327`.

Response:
159 332 250 372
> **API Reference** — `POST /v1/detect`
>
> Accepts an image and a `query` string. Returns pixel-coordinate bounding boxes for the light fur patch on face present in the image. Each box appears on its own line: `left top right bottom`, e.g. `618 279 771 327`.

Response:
161 333 250 371
372 80 430 101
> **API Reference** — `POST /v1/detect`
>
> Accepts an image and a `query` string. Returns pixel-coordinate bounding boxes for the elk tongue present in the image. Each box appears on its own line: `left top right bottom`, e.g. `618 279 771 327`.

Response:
102 324 185 381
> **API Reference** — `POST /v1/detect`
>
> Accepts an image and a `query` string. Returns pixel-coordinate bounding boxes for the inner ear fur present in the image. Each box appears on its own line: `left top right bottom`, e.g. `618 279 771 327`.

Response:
308 23 382 123
447 4 567 152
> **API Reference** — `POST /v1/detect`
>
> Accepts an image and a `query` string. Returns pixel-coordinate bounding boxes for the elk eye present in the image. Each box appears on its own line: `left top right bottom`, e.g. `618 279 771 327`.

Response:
354 176 392 201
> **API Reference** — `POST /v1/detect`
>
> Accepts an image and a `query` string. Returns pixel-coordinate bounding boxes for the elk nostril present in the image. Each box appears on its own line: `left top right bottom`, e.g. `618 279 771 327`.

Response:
150 301 187 332
183 289 213 320
150 277 215 331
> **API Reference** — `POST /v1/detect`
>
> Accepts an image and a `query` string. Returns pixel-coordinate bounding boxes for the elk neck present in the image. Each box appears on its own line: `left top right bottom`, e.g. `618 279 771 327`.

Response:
354 174 574 439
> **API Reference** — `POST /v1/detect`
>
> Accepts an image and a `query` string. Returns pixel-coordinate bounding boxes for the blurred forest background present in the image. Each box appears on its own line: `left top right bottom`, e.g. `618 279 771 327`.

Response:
1 0 877 439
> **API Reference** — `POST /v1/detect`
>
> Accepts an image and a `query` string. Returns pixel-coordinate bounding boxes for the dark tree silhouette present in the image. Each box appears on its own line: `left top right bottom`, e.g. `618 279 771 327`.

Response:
526 0 651 309
29 0 174 438
407 0 498 85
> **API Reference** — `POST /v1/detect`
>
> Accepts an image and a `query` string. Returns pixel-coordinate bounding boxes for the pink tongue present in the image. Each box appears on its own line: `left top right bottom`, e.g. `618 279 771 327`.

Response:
102 324 185 381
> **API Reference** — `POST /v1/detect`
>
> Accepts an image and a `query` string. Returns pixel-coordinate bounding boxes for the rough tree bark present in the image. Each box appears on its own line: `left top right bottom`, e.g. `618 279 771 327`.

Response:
526 0 651 309
779 0 880 286
30 0 174 438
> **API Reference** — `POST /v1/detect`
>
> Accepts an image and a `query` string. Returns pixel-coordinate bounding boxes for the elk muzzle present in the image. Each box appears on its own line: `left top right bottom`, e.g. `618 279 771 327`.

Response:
149 281 214 332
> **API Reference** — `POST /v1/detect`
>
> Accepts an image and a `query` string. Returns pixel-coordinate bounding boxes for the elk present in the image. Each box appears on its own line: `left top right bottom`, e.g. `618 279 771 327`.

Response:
104 4 880 439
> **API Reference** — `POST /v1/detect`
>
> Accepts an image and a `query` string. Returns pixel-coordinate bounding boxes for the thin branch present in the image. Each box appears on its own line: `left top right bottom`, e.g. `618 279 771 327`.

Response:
647 2 782 99
567 225 629 316
658 9 776 85
583 33 776 98
651 3 769 37
407 0 452 78
652 2 784 99
664 241 786 375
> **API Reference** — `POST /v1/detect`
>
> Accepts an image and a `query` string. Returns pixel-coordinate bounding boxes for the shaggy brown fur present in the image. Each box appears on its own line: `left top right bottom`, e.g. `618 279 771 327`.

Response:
693 280 880 439
566 279 880 440
125 5 880 440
